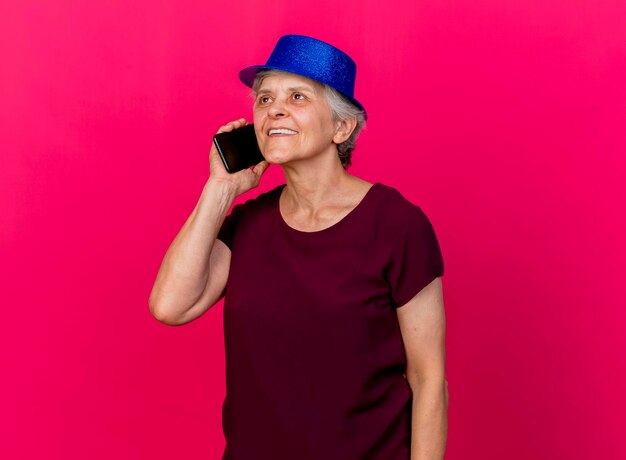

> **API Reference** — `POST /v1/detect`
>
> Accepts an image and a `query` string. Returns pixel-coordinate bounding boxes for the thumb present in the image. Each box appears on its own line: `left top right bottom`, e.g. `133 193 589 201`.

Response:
253 160 270 176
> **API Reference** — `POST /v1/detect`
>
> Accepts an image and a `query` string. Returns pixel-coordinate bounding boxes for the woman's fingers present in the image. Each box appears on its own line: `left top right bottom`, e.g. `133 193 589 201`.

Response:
252 160 270 179
216 118 247 134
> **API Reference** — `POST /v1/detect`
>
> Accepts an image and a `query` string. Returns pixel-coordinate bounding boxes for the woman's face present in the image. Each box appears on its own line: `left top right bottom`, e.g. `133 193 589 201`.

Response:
253 72 338 167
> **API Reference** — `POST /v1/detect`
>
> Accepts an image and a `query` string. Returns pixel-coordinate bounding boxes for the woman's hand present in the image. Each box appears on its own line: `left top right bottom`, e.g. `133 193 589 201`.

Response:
208 118 270 197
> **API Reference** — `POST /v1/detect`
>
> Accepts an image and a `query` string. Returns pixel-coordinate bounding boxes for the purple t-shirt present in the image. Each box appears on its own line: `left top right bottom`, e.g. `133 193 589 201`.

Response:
217 182 444 460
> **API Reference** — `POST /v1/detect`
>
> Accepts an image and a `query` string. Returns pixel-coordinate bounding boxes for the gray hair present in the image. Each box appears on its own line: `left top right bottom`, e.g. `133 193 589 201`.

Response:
249 69 367 170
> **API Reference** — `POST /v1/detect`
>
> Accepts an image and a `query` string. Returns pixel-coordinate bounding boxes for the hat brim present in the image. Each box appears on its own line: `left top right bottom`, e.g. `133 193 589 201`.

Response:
239 65 368 120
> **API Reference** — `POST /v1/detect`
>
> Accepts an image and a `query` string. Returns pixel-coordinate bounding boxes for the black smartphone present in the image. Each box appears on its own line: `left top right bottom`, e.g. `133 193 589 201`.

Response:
213 124 265 173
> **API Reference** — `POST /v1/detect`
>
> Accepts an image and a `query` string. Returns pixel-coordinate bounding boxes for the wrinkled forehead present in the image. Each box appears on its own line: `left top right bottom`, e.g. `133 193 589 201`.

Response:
256 71 325 94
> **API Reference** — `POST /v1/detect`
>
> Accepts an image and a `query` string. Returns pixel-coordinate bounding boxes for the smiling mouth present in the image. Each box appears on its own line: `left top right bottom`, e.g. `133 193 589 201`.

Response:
268 128 298 137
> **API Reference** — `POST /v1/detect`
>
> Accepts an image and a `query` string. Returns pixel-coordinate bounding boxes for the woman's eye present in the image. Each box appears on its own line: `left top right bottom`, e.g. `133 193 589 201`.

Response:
259 96 271 104
293 93 304 100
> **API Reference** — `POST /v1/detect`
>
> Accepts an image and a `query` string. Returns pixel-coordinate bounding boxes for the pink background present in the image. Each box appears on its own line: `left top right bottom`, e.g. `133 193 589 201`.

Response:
1 1 624 459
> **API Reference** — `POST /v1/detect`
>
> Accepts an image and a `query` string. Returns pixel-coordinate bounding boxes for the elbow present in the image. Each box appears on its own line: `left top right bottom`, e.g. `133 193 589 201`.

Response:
148 288 180 326
149 300 182 326
148 301 168 323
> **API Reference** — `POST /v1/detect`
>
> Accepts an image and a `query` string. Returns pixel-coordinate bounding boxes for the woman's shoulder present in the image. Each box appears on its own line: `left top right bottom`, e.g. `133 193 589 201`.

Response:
374 182 427 214
371 181 441 233
233 183 283 208
255 183 284 203
372 182 443 249
222 184 283 226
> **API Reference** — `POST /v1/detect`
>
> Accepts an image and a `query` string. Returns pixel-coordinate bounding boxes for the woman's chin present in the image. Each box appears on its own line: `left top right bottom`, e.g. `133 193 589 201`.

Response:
262 149 293 165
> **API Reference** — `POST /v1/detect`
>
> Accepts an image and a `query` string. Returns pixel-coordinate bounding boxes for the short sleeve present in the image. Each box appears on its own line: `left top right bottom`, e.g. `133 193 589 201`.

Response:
385 204 444 308
216 201 248 251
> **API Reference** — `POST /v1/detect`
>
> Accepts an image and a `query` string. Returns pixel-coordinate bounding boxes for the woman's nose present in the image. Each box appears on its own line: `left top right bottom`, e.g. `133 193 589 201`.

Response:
268 99 288 118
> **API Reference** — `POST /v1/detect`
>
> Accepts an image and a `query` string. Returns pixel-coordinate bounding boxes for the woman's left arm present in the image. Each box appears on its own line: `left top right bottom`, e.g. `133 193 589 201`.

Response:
396 276 448 460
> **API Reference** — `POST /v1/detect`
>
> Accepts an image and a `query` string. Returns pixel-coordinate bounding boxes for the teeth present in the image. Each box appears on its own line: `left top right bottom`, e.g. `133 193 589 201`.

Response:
269 128 298 136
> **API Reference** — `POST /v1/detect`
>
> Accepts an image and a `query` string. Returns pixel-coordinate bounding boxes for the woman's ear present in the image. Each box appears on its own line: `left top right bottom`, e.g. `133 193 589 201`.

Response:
333 117 357 144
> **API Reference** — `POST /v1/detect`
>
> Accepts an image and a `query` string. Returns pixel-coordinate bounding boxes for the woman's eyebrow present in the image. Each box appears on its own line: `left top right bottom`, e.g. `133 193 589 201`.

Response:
256 86 315 95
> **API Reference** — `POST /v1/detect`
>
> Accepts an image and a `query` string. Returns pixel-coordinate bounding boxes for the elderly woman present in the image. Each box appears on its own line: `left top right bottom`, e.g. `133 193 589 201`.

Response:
149 35 447 460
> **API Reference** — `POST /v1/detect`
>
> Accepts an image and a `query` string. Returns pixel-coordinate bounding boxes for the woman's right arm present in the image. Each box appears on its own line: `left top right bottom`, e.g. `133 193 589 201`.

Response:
148 118 269 326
